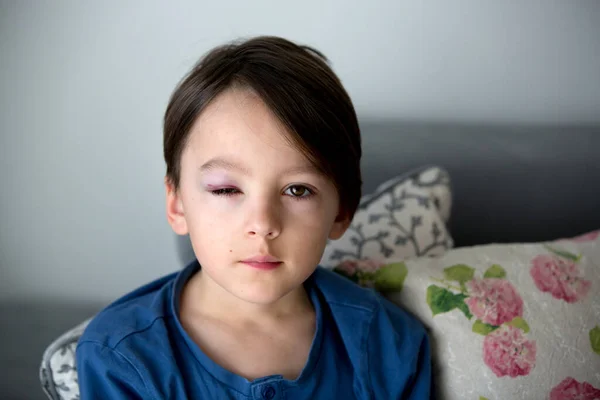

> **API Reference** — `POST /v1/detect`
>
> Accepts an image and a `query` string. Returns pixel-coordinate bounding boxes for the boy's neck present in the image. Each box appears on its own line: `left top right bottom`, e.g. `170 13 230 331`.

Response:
182 269 314 327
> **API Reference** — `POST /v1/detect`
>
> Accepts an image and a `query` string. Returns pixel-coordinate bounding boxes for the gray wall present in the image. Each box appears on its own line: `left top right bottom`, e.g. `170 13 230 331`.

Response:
1 1 600 304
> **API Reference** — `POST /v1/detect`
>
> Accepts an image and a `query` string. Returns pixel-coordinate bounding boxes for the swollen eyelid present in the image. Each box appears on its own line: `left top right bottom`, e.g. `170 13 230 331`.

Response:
210 187 240 197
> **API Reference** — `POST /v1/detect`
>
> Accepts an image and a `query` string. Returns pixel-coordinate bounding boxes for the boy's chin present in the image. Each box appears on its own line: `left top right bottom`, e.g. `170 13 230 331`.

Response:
230 284 294 306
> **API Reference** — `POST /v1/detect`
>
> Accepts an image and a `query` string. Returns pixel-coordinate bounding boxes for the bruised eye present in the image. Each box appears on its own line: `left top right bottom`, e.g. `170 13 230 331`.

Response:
284 185 314 199
211 188 240 197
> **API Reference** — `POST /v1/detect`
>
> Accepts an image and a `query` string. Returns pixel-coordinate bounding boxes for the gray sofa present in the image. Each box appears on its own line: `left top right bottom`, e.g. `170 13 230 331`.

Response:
2 122 599 399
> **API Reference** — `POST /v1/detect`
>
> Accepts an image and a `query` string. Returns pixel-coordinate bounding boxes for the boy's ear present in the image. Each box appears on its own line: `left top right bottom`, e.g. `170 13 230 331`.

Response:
165 177 189 235
328 212 351 240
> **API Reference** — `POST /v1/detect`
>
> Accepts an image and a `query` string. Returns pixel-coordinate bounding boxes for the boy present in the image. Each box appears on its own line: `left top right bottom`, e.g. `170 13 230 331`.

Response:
76 36 431 399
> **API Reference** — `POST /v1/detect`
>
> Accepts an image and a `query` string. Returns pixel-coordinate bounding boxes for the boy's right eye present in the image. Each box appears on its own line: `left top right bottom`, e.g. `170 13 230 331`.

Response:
211 188 240 197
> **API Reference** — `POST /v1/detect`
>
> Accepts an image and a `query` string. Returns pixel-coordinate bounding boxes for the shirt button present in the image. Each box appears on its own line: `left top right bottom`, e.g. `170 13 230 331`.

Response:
261 385 276 400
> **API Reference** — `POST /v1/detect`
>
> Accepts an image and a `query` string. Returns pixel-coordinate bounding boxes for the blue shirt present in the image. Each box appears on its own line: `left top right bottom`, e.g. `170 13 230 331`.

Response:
76 261 431 399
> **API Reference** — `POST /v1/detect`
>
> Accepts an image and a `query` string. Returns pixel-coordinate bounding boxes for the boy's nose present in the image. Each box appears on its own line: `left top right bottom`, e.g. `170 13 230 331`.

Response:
247 228 279 239
246 199 282 240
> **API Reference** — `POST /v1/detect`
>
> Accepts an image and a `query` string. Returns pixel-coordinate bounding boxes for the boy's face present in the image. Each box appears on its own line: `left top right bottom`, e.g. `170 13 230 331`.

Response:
166 88 350 305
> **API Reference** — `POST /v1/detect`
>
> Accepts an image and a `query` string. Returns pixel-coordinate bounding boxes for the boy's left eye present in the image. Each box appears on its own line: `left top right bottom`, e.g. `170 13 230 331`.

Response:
284 185 314 199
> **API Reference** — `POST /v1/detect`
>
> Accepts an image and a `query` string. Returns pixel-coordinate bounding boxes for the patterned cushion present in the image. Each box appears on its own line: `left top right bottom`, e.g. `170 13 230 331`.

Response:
320 165 453 270
40 318 90 400
334 229 600 399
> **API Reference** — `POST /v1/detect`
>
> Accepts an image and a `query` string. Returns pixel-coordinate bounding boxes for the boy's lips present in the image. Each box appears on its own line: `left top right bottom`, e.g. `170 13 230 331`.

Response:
242 255 281 263
241 255 282 270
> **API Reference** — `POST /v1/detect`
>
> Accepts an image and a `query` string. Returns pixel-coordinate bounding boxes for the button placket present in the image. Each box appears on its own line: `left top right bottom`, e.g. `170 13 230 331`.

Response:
252 381 282 400
261 385 276 400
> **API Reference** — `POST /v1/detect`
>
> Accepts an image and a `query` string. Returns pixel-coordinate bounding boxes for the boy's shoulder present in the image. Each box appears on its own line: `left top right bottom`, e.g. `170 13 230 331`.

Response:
312 266 381 311
313 267 431 398
79 270 179 349
312 266 427 340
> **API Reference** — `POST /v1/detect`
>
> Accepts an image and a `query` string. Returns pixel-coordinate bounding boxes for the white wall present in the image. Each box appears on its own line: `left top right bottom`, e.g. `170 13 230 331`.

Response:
1 1 599 303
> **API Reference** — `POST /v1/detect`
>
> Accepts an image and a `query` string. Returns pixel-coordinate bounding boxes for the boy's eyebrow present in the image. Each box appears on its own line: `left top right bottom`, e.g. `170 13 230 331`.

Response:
199 156 321 176
199 157 251 175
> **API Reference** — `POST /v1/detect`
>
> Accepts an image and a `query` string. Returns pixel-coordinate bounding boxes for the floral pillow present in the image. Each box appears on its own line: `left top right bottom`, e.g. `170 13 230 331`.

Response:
333 230 600 400
320 166 453 268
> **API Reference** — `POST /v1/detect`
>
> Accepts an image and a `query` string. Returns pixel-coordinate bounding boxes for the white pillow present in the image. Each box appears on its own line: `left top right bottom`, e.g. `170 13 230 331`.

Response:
374 230 600 400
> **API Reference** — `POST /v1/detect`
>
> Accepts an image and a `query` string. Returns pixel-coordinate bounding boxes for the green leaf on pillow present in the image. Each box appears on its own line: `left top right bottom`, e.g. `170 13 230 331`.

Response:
427 285 452 315
483 264 506 279
456 299 473 320
506 316 530 333
472 319 499 335
590 325 600 355
443 264 475 284
426 285 471 318
479 397 489 400
543 244 582 262
374 262 408 293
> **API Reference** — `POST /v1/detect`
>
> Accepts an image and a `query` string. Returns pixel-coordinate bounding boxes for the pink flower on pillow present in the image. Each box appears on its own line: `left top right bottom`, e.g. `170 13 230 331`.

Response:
465 278 523 326
355 259 383 272
530 255 591 303
336 259 383 275
570 230 600 243
483 325 536 378
549 377 600 400
336 259 359 275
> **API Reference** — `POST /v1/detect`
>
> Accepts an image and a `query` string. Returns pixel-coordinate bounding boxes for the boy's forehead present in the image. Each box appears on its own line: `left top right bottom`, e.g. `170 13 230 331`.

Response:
186 89 312 167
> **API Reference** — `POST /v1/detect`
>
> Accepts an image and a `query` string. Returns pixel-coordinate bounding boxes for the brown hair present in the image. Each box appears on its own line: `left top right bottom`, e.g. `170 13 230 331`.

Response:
163 36 362 221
